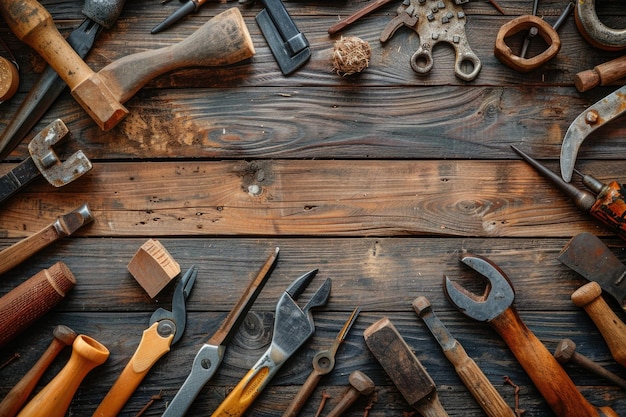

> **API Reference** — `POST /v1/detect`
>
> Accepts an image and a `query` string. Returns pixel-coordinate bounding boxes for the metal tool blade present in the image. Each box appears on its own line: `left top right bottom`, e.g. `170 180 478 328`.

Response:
560 85 626 182
328 306 360 356
559 232 626 310
151 0 197 34
0 157 42 205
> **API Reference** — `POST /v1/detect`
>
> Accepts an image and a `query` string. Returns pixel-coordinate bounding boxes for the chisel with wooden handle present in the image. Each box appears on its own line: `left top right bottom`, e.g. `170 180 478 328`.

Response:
364 317 449 417
0 262 76 348
0 204 93 276
0 2 255 131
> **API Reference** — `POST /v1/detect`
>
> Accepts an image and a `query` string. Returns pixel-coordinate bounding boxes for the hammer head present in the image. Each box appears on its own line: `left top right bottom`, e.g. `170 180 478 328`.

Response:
82 0 126 29
28 119 93 187
444 254 515 322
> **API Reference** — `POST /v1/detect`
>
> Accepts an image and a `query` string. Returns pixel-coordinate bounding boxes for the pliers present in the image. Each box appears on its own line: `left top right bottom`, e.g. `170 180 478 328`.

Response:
92 265 198 417
211 269 331 417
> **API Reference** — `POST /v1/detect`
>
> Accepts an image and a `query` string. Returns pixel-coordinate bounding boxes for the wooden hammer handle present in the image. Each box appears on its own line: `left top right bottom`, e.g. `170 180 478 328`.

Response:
571 282 626 368
575 54 626 92
491 307 611 417
0 262 76 348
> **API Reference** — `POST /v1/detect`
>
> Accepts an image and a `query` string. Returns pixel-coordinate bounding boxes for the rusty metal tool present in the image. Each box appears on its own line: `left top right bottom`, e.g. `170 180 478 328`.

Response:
555 338 626 390
0 262 76 348
17 334 109 417
412 296 516 417
283 306 361 417
0 0 125 159
161 248 279 417
364 317 449 417
571 281 626 368
211 271 331 417
324 370 375 417
558 232 626 310
511 146 626 241
380 0 481 81
0 119 92 206
92 266 197 417
0 325 77 417
575 0 626 51
152 0 206 34
575 54 626 92
560 85 626 182
328 0 395 35
444 253 619 417
0 204 93 276
0 3 255 131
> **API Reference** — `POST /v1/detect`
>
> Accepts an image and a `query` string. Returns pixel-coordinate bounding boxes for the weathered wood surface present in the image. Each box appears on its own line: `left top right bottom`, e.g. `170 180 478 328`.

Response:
0 0 625 416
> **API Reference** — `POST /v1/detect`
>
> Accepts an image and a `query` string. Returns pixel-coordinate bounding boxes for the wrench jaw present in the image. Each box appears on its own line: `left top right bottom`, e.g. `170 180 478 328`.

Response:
444 254 515 322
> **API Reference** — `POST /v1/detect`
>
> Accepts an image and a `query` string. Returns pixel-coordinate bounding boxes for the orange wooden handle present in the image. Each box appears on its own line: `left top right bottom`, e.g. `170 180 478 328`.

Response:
211 366 271 417
0 262 76 348
491 307 602 417
92 322 173 417
17 335 109 417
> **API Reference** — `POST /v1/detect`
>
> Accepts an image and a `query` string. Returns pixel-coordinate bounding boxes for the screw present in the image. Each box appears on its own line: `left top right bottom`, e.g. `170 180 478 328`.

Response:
313 391 331 417
503 375 525 417
585 110 599 125
134 390 163 417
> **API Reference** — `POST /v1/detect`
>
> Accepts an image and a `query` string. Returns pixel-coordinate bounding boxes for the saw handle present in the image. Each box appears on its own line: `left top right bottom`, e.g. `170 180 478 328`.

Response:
571 282 626 368
17 335 109 417
92 322 173 417
491 306 616 417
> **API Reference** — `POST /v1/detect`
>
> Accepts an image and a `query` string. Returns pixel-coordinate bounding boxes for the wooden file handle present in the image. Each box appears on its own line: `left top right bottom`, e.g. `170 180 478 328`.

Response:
575 54 626 92
571 282 626 368
92 322 173 417
491 306 616 417
0 262 76 348
282 369 324 417
17 335 109 417
0 325 77 417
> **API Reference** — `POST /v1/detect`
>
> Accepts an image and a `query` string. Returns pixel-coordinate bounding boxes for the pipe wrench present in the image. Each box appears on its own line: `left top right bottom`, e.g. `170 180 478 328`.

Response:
161 248 279 417
211 270 331 417
560 85 626 182
0 119 92 206
92 266 197 417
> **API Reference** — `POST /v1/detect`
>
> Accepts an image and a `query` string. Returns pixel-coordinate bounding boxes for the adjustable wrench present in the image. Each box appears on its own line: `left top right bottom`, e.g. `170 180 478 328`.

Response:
445 254 618 417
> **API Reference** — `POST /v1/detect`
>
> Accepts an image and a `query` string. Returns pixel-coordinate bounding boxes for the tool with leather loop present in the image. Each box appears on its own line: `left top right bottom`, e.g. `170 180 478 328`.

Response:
560 85 626 183
575 0 626 51
512 146 626 241
364 317 449 417
282 306 360 417
444 253 618 417
0 3 255 131
0 119 92 206
413 296 516 417
575 54 626 92
0 325 77 417
17 334 109 417
0 204 93 276
0 262 76 348
93 266 197 417
0 0 125 159
211 270 331 417
162 248 279 417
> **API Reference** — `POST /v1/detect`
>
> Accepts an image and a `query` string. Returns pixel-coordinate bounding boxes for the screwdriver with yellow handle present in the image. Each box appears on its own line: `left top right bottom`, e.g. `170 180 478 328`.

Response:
211 270 331 417
511 146 626 241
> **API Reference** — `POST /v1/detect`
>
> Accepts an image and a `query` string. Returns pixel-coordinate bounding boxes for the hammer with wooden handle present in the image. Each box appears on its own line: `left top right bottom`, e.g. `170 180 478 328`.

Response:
324 371 375 417
0 2 255 131
0 262 76 348
0 325 77 417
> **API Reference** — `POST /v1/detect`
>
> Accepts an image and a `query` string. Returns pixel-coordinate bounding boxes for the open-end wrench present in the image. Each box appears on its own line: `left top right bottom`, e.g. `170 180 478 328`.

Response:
444 254 618 417
560 85 626 182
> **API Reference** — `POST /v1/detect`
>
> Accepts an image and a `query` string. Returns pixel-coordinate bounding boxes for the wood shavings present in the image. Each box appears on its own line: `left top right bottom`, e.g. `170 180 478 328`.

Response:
332 36 371 76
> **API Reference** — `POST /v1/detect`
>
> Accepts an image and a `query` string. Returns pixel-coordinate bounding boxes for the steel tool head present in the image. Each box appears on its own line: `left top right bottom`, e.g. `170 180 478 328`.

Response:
444 254 515 322
83 0 126 29
559 232 626 310
151 265 198 343
27 119 92 188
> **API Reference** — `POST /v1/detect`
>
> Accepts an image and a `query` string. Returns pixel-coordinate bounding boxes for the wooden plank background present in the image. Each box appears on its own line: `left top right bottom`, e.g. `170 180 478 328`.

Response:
0 0 625 416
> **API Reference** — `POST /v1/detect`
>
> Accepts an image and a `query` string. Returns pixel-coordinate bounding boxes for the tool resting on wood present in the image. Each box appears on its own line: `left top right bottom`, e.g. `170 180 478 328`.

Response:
0 2 255 131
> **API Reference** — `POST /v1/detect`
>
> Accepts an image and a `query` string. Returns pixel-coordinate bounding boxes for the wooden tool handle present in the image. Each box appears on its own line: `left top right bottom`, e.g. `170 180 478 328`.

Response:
413 397 449 417
0 262 76 348
0 225 59 276
92 322 173 417
211 365 272 417
326 371 375 417
17 335 109 417
88 7 255 105
0 325 76 417
282 370 323 417
572 282 626 368
327 0 394 35
575 54 626 92
443 343 516 417
491 307 603 417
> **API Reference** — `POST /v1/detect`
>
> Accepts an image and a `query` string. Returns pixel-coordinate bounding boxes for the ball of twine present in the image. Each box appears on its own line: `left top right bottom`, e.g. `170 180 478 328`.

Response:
332 36 371 76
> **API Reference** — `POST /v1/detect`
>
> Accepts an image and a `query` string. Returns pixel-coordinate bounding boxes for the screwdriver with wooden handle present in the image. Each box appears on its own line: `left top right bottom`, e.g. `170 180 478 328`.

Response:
413 296 516 417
